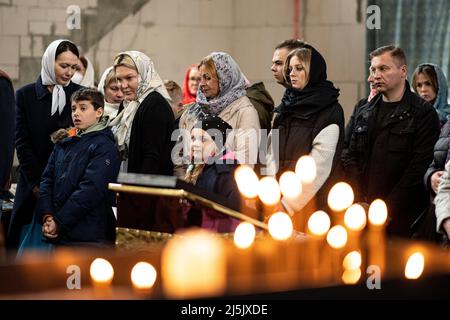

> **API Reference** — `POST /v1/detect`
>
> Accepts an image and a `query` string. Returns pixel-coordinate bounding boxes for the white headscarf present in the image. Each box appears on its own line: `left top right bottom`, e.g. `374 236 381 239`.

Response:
110 51 171 154
97 66 120 119
41 39 75 116
80 56 95 88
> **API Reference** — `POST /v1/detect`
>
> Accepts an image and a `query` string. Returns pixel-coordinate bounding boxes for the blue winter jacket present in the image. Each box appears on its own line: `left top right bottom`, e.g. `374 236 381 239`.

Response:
38 127 120 245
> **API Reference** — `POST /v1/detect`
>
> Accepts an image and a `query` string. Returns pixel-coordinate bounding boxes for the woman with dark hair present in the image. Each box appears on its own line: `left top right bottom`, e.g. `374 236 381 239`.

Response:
412 63 450 126
267 45 344 228
410 64 450 242
8 39 82 249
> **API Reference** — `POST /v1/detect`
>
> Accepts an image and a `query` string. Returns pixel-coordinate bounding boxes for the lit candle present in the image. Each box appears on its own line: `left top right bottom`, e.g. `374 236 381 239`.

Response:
327 182 354 225
90 258 114 298
295 155 316 184
234 165 260 220
367 199 388 277
326 225 348 282
307 210 331 280
268 211 293 241
131 262 157 297
161 229 226 299
234 222 256 249
234 165 259 198
279 171 302 200
344 203 367 251
258 176 281 214
232 222 256 290
405 252 425 280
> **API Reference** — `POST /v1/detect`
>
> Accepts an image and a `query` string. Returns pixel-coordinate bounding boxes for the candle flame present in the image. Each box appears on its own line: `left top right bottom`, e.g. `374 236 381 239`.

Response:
258 176 281 206
343 251 362 270
342 268 362 284
268 212 293 241
326 225 348 249
405 252 425 280
233 222 256 249
161 229 226 299
327 182 354 211
131 262 157 289
279 171 302 199
368 199 388 226
234 165 259 198
295 155 316 184
307 210 331 236
344 204 367 231
90 258 114 284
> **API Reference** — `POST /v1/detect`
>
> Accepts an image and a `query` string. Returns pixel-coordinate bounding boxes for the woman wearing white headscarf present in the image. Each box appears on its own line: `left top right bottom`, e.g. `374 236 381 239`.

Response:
8 39 82 249
177 52 260 177
111 51 174 175
97 66 124 119
72 55 95 88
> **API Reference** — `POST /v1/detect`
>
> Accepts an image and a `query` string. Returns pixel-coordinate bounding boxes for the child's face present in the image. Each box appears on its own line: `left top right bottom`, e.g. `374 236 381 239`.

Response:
71 100 103 130
191 128 218 163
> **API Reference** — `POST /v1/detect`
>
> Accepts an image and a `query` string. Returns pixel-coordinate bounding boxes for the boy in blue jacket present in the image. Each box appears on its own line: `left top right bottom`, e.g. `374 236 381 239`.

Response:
39 88 120 246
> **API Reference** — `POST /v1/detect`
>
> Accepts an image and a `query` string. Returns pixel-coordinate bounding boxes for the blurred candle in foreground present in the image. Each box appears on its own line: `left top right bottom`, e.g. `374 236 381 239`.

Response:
342 268 362 284
268 212 293 241
279 171 302 199
131 262 157 291
162 229 226 299
234 222 256 249
343 251 362 270
307 210 331 237
258 176 281 206
295 155 316 184
405 252 425 280
234 165 259 198
327 182 354 212
344 204 367 231
326 225 348 249
90 258 114 286
368 199 388 227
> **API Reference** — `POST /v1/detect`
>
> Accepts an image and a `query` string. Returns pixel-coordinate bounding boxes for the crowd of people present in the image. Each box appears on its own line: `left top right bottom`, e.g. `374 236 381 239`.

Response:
1 37 450 254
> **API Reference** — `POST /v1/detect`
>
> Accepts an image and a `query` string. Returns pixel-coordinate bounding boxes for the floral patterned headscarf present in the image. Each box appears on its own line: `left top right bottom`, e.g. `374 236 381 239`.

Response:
196 52 249 116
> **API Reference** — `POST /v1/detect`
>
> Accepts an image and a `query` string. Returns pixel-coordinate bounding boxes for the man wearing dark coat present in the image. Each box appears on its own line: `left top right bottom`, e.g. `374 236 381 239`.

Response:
342 45 440 237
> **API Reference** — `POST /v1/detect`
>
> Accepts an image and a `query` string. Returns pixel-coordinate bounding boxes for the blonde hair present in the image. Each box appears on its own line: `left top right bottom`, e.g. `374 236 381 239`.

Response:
103 68 118 91
164 80 182 101
283 48 312 86
184 164 205 185
114 53 137 71
198 55 219 82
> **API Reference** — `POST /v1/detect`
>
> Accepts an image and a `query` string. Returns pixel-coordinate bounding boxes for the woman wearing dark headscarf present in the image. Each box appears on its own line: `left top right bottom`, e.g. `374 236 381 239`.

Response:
267 45 344 217
8 39 82 248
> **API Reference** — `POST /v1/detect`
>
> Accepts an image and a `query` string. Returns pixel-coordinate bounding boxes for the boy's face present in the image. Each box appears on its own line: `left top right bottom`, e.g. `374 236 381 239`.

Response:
71 100 103 130
191 128 218 163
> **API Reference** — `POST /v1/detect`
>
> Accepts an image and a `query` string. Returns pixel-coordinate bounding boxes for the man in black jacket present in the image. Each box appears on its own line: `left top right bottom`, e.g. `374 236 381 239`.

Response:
342 45 440 237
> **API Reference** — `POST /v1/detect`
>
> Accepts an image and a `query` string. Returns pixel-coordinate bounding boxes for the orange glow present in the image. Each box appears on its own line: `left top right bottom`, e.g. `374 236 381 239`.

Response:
234 165 259 198
295 155 316 184
258 176 281 206
405 252 425 280
131 262 157 289
268 212 293 241
234 222 256 249
326 225 348 249
368 199 388 226
279 171 302 199
327 182 354 211
344 204 367 231
307 210 331 236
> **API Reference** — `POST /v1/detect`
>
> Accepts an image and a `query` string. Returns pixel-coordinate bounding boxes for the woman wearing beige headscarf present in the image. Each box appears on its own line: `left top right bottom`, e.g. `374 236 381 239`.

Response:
110 51 174 175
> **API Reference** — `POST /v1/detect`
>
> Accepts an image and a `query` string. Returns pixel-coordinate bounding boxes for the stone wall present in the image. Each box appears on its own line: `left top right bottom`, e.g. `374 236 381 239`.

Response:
0 0 368 121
